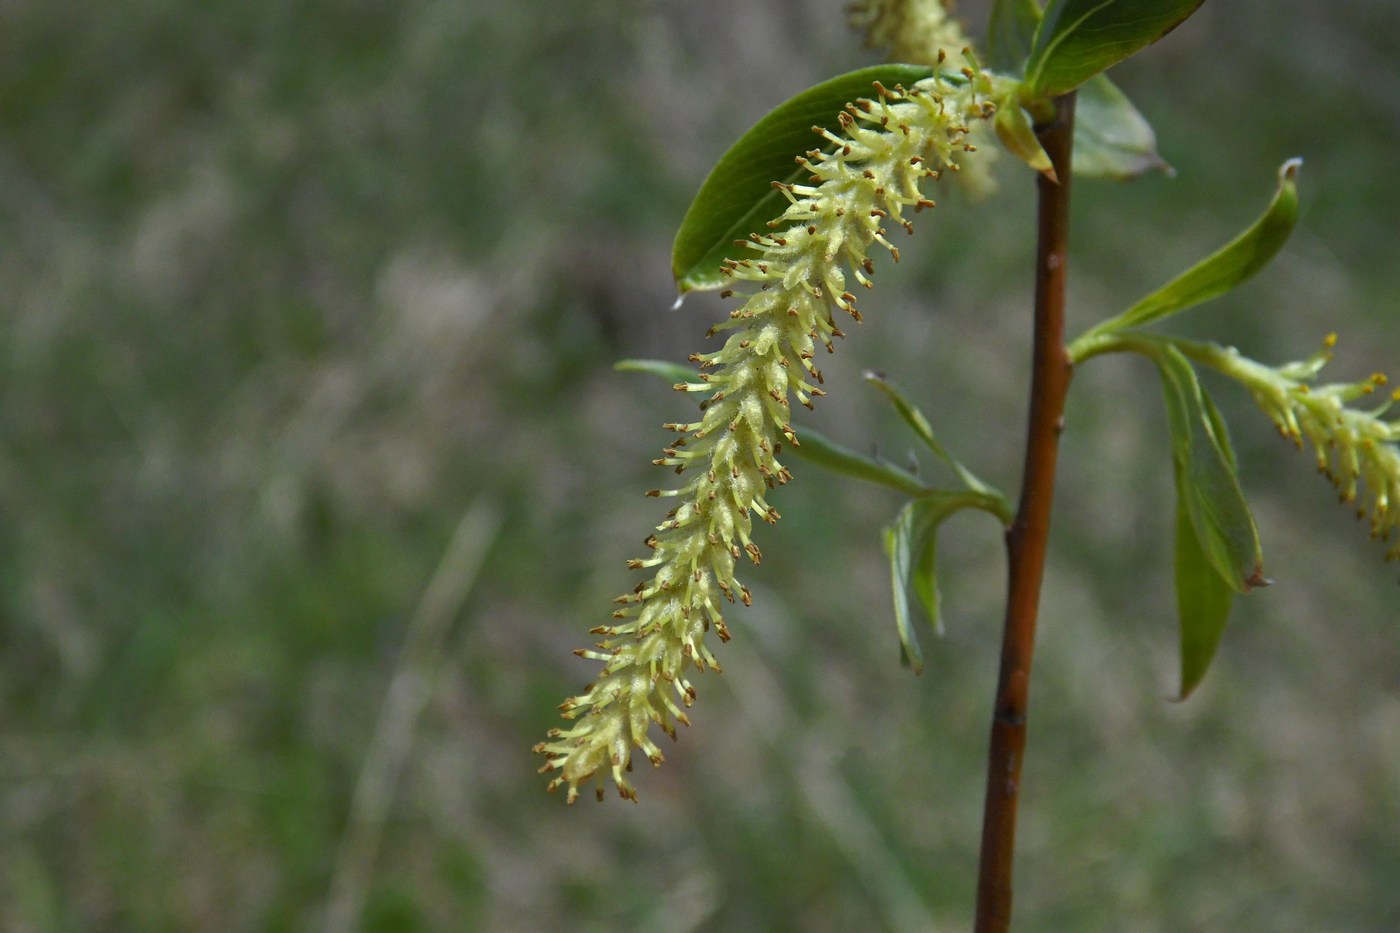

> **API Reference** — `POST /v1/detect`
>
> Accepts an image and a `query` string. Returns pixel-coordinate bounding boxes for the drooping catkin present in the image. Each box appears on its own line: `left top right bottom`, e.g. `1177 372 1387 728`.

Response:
535 71 997 803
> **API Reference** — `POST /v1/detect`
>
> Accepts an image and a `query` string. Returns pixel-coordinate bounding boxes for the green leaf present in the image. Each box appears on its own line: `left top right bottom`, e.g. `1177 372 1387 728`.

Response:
1024 0 1205 98
1072 75 1169 179
617 360 1010 509
1200 387 1238 471
988 0 1043 72
909 510 944 636
671 64 933 293
784 425 929 499
1174 496 1234 699
1153 345 1266 593
614 358 701 386
1110 159 1301 331
884 505 925 673
863 372 1007 510
616 357 930 496
884 498 959 673
864 371 946 461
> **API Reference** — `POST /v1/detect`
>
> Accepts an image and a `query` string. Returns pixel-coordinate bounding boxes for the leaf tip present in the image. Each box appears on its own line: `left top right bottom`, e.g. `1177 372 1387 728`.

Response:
1280 157 1303 183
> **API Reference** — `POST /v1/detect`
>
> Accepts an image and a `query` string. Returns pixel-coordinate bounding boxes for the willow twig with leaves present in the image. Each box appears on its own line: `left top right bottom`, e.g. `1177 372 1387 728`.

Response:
537 1 1397 928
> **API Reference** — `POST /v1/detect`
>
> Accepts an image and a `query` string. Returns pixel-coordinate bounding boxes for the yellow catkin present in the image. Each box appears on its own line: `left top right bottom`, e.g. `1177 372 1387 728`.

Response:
1227 337 1400 557
534 72 997 804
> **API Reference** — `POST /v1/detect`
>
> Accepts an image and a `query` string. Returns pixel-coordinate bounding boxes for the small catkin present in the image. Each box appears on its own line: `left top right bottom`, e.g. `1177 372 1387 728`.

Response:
1229 336 1400 556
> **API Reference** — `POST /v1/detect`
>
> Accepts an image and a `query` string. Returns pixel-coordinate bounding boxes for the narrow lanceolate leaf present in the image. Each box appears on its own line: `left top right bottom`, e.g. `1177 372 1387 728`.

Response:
1154 345 1266 593
615 358 705 387
784 426 928 500
672 64 933 292
884 498 960 672
885 504 925 673
1024 0 1205 98
620 358 936 496
1112 160 1302 331
1174 495 1233 699
908 507 945 637
1072 75 1169 179
863 372 1011 512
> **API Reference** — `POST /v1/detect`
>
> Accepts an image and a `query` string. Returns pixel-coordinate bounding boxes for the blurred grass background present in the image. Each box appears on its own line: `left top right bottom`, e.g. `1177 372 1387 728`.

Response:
1 0 1398 929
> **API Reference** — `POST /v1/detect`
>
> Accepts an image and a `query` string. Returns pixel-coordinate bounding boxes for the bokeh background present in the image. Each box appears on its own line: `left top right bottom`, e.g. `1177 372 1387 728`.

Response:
2 0 1398 929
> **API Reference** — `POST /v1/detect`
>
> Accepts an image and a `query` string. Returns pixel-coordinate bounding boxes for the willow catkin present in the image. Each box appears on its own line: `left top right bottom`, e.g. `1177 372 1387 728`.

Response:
535 70 998 804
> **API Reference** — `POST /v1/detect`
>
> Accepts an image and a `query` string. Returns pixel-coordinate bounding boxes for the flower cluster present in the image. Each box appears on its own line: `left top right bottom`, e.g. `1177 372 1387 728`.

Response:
848 0 999 197
535 72 998 803
1217 334 1400 557
848 0 972 70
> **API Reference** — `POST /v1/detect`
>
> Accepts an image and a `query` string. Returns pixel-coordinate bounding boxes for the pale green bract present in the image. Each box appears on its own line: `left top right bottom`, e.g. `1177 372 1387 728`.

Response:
534 69 999 804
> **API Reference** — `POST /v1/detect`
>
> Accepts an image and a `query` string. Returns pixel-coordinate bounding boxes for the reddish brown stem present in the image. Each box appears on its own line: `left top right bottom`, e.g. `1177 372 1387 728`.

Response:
973 92 1077 933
